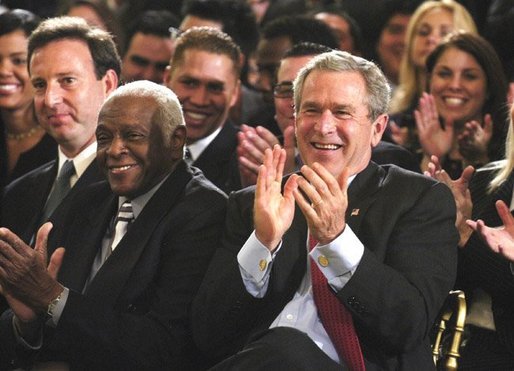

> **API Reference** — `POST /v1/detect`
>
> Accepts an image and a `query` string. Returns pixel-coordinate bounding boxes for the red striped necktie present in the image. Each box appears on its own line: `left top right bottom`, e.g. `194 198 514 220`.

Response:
309 235 365 370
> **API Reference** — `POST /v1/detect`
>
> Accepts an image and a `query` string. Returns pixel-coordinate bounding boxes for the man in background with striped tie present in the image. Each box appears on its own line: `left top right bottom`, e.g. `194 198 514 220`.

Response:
193 50 458 370
0 80 227 369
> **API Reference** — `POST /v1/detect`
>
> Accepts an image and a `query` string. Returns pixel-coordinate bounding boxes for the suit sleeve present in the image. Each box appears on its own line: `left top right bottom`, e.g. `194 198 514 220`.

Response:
192 187 280 359
337 182 458 354
53 193 226 369
5 186 228 370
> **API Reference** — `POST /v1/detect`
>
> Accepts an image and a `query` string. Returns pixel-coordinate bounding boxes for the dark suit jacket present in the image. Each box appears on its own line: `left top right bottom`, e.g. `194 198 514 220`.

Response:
372 141 421 173
0 162 227 370
193 162 458 370
458 163 514 356
0 159 104 318
193 122 241 194
0 159 104 244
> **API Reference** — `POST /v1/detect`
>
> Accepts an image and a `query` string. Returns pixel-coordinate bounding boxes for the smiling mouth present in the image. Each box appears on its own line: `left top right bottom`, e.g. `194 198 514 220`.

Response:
0 84 19 93
312 143 342 150
185 111 208 121
443 97 465 107
109 164 136 173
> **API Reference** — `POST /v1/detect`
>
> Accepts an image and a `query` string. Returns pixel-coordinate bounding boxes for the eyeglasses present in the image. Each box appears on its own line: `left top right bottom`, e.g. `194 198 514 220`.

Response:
273 81 294 98
169 27 183 40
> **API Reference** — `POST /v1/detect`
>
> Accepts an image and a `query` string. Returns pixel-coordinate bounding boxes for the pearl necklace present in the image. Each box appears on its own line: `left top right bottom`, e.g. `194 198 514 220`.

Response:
6 126 42 141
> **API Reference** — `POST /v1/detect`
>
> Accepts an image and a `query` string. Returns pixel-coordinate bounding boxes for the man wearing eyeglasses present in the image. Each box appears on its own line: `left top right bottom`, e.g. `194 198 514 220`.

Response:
238 42 421 187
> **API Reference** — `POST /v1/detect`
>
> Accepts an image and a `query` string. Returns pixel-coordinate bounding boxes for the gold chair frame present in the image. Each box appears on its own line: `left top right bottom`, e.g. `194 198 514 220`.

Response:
432 290 467 370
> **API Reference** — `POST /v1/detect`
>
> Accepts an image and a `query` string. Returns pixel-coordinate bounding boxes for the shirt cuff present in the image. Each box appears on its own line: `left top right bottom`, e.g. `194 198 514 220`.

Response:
237 231 282 297
46 287 69 328
310 225 364 291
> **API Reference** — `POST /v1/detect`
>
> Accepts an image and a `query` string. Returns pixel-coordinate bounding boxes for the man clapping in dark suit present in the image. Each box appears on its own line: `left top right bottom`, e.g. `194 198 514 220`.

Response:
0 16 120 319
0 80 227 369
193 50 458 370
0 17 120 244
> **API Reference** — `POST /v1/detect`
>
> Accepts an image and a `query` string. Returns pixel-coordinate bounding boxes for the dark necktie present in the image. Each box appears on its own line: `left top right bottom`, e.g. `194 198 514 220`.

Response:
110 201 134 251
184 146 193 165
42 160 75 221
309 235 365 370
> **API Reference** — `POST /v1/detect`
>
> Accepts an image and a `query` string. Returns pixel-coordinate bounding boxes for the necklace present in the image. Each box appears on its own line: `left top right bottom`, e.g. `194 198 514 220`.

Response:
6 126 42 141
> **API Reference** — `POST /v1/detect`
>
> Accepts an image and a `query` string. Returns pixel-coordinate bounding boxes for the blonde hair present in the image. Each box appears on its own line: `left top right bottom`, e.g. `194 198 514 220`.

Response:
490 105 514 192
390 0 477 114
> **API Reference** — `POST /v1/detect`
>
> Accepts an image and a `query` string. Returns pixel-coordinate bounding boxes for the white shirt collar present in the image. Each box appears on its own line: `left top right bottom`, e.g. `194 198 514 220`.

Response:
57 142 97 185
117 173 170 219
187 126 223 162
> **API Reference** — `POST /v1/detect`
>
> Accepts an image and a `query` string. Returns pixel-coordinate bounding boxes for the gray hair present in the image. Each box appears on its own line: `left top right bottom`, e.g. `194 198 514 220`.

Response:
293 50 391 121
104 80 185 142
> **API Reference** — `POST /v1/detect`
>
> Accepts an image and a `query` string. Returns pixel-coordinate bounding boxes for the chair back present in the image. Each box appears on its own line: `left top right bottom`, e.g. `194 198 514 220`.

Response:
432 290 467 370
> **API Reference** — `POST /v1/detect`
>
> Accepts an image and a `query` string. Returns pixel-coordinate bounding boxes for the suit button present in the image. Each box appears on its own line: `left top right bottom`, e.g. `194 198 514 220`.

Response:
127 304 136 312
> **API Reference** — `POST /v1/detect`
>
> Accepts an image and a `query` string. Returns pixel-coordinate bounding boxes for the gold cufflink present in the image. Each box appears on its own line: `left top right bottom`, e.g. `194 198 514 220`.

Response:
259 259 267 271
318 255 329 267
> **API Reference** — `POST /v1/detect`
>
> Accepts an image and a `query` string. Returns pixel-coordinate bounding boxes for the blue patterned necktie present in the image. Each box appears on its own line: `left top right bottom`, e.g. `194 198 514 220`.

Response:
42 160 75 221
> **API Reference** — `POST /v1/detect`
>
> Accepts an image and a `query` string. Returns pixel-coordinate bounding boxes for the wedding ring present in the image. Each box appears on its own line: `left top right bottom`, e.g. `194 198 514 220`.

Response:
311 200 324 208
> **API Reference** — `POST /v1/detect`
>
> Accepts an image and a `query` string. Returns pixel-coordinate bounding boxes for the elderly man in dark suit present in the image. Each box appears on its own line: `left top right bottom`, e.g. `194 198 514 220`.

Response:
193 50 458 370
0 80 227 370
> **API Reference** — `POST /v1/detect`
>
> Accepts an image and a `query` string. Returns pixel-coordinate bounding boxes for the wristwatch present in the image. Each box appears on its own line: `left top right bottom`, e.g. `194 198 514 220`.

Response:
46 292 63 318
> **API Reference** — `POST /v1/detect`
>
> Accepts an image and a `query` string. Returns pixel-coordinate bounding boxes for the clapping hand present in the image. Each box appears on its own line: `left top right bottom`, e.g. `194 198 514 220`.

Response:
238 125 296 187
254 145 296 251
415 93 454 159
0 223 64 322
425 155 474 246
467 200 514 262
458 114 492 165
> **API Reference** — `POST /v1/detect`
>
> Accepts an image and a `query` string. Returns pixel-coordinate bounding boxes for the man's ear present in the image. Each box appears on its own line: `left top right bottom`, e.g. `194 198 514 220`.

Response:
229 79 241 109
102 69 119 95
163 65 172 86
371 113 388 147
171 125 187 160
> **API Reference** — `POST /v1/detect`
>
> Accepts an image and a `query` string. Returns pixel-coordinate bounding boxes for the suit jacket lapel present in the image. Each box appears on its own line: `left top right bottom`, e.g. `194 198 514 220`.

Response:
346 162 384 235
23 162 58 243
194 123 237 167
58 190 117 292
273 206 308 292
85 162 192 306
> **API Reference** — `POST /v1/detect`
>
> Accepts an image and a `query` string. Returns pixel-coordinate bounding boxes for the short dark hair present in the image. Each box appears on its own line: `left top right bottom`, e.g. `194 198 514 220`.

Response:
60 0 126 52
180 0 258 58
171 27 242 78
28 16 121 80
262 15 339 50
284 42 333 59
125 10 179 53
310 5 364 54
0 9 40 37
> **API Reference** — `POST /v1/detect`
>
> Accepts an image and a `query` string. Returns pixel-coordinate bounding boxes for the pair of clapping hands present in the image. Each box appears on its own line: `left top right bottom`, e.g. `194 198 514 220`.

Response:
391 93 492 165
237 124 296 187
425 156 514 262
